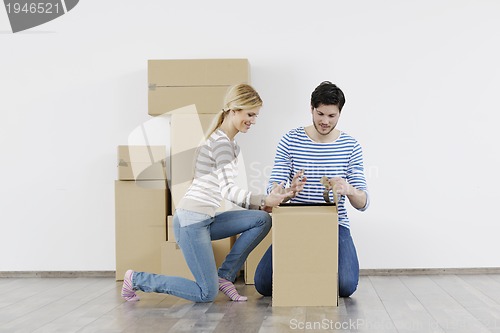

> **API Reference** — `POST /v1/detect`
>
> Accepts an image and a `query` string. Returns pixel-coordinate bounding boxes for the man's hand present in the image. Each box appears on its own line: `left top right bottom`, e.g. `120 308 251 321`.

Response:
327 176 367 209
288 170 306 198
328 177 354 196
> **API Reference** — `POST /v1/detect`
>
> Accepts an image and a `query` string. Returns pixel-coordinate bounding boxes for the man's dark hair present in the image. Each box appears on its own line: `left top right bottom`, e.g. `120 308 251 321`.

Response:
310 81 345 111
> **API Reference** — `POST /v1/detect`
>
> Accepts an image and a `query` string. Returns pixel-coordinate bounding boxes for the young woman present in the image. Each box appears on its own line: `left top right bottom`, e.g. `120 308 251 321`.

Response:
121 83 291 303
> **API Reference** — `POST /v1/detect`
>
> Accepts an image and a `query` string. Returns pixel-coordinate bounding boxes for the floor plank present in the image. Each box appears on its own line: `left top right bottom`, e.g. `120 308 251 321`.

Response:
1 274 500 333
432 275 500 333
344 276 398 333
369 275 446 333
401 275 491 333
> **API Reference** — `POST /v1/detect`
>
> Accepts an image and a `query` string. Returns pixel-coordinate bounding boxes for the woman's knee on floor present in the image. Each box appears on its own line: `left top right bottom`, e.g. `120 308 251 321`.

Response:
198 279 219 302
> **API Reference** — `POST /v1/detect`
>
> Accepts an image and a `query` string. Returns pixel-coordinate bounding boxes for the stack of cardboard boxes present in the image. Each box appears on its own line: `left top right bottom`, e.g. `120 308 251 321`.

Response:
115 145 169 280
155 59 250 278
115 59 250 280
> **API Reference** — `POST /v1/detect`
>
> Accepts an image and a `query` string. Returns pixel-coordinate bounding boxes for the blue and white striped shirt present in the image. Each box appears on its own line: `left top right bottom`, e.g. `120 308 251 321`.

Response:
267 127 369 229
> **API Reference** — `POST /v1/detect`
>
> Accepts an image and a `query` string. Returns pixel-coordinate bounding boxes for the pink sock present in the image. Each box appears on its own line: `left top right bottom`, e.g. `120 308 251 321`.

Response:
121 270 140 302
218 277 247 302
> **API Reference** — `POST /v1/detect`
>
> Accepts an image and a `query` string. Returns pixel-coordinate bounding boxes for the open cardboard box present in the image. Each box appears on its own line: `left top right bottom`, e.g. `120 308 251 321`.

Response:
272 203 339 306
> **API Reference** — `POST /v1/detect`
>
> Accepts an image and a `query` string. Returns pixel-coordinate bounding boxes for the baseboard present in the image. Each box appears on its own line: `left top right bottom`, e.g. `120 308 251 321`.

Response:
360 267 500 276
2 268 500 278
0 271 116 278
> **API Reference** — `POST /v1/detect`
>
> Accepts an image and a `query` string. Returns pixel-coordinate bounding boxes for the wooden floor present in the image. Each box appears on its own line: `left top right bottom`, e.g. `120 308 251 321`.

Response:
1 274 500 332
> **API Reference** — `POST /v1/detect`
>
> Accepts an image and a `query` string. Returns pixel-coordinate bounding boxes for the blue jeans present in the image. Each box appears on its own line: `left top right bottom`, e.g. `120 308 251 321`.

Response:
132 209 272 302
254 225 359 297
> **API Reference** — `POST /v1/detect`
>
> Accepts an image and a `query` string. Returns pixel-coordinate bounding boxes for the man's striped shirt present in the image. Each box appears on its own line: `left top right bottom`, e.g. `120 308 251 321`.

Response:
267 127 369 229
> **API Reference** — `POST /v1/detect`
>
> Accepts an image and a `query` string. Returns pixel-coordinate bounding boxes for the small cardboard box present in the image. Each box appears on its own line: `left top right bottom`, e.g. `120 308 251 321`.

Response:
117 145 167 181
115 180 168 280
272 204 339 306
244 230 272 285
161 237 236 279
148 59 250 116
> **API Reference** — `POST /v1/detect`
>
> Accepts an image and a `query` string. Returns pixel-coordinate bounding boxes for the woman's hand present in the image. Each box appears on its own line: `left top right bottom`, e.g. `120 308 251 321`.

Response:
264 181 293 207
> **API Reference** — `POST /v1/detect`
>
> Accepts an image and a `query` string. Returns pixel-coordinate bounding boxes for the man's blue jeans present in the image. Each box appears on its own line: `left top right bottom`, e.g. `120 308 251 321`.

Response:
254 225 359 297
132 208 272 302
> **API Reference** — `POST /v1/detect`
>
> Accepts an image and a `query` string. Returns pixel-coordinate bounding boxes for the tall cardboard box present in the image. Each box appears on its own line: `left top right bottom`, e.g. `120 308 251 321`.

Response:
148 59 250 116
272 204 338 306
244 230 272 284
117 145 167 181
115 180 168 280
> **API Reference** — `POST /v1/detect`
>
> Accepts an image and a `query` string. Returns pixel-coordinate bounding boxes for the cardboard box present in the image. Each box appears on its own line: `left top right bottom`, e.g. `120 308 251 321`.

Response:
117 145 167 181
148 59 250 87
115 180 168 280
167 215 174 242
148 59 250 116
161 241 193 279
149 86 230 116
244 230 272 285
161 237 236 279
272 204 339 306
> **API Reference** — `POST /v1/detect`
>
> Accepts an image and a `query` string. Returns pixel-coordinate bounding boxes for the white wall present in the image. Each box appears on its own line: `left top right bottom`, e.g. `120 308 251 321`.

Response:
1 0 499 271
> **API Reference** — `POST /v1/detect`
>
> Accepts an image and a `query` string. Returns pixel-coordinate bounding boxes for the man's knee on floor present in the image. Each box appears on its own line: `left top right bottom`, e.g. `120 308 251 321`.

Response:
338 278 358 297
254 279 272 297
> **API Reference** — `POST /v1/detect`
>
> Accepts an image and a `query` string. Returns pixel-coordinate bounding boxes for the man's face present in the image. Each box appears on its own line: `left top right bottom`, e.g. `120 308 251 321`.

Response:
311 104 341 136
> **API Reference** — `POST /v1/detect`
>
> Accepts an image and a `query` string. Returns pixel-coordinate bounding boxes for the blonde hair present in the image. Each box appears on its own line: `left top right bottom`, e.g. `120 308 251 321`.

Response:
209 83 263 136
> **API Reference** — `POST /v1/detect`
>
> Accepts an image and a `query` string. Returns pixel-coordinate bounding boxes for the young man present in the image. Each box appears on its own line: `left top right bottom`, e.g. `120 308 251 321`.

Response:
254 81 369 297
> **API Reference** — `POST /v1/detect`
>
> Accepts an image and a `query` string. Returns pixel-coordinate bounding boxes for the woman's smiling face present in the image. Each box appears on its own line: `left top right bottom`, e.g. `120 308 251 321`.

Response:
232 107 260 133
